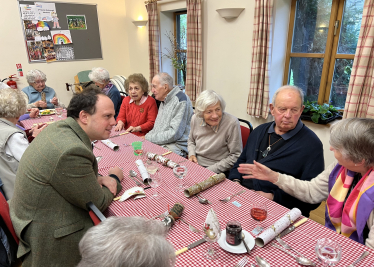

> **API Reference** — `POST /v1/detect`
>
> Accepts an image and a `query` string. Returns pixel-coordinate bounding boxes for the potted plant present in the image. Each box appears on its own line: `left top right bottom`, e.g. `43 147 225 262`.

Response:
162 30 187 86
301 101 342 124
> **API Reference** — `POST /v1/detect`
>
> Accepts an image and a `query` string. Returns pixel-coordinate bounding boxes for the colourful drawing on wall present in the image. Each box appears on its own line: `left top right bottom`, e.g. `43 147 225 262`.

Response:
36 21 50 31
67 15 87 30
50 30 73 45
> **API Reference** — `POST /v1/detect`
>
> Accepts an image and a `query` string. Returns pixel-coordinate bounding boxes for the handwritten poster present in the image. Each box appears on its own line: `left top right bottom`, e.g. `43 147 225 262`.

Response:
20 4 37 20
35 2 56 21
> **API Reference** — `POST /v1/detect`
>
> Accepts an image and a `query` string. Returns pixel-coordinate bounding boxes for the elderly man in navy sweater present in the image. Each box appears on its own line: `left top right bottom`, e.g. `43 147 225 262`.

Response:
229 85 324 217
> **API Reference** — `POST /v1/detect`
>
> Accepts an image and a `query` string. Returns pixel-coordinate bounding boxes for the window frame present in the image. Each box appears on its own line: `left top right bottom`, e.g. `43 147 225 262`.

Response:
283 0 356 105
174 10 187 85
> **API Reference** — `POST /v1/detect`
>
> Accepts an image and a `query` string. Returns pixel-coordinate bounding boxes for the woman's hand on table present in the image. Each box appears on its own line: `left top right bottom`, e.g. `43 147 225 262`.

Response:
126 126 141 133
51 97 58 105
114 121 124 131
189 155 198 164
29 108 40 118
34 100 47 108
238 160 279 184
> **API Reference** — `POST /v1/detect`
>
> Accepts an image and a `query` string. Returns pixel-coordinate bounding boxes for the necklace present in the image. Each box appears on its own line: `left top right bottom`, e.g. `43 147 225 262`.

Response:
262 134 283 158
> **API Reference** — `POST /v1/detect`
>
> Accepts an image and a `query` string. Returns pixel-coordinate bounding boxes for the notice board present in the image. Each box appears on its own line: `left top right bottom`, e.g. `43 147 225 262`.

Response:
18 1 102 63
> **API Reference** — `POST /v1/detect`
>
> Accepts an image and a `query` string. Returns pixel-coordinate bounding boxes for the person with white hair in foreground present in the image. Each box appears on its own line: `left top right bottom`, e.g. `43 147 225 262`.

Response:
238 118 374 249
188 90 242 174
78 216 176 267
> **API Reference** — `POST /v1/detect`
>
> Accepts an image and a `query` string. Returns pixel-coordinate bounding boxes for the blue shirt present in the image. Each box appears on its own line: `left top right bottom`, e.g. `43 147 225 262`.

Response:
22 85 56 109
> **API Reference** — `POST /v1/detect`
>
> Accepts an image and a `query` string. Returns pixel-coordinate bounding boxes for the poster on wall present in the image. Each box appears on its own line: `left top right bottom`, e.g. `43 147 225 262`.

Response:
35 2 56 21
27 41 45 62
44 48 56 63
66 15 87 30
55 45 75 61
50 30 73 45
20 4 37 20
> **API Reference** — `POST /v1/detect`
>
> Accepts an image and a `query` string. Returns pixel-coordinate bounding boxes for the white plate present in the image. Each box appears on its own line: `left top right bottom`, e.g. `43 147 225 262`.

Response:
217 229 255 254
40 109 56 115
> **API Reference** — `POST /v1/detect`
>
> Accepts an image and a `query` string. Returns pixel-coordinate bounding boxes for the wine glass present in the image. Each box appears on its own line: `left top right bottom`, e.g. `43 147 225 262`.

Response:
203 223 221 260
146 160 158 175
148 172 161 199
173 165 187 192
250 202 267 235
315 238 342 266
55 105 63 118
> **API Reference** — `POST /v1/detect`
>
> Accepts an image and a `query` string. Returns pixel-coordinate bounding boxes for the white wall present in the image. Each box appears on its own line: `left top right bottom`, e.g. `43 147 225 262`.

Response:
0 0 130 106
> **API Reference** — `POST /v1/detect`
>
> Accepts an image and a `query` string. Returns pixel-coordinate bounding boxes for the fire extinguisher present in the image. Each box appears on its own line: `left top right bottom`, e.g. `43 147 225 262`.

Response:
7 75 18 89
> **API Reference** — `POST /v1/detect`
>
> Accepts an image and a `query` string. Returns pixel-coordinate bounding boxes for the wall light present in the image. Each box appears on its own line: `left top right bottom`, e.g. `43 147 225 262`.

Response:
133 20 148 27
216 8 245 19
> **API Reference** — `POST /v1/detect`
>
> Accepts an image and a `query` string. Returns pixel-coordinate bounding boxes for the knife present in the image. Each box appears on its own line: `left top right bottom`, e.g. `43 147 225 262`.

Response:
278 217 308 238
109 132 129 138
175 238 206 256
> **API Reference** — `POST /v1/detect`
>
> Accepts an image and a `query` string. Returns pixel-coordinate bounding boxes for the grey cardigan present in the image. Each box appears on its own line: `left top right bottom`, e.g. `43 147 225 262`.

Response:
145 86 193 153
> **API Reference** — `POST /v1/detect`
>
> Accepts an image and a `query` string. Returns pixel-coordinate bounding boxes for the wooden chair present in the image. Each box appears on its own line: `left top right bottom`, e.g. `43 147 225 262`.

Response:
86 202 106 226
238 118 253 148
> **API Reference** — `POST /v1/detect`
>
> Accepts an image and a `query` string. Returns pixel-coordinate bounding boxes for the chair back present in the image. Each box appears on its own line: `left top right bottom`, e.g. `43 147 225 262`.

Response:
238 118 253 148
86 202 106 226
110 75 127 96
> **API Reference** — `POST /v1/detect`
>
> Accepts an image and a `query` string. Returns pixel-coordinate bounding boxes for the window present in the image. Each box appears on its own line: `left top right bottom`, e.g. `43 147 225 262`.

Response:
283 0 364 108
174 11 187 86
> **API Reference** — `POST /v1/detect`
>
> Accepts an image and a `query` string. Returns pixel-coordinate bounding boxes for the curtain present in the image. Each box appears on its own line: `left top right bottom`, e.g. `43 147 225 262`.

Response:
146 2 160 83
186 0 202 101
246 0 274 119
343 0 374 118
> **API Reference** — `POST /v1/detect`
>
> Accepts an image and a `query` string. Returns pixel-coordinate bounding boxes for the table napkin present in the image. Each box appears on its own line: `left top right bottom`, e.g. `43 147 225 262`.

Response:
204 208 221 240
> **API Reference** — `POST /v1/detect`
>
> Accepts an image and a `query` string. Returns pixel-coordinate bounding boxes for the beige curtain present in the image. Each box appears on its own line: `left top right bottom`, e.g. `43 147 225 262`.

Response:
343 0 374 118
185 0 202 101
246 0 274 119
146 2 160 83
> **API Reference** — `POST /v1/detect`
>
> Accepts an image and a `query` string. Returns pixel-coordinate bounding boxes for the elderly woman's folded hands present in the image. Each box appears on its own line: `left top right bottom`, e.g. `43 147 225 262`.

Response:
238 160 279 184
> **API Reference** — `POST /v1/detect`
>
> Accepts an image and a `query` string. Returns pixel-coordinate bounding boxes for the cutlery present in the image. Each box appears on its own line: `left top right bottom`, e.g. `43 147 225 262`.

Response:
130 170 145 185
175 238 206 256
162 151 172 156
219 189 246 202
272 243 315 266
347 251 369 267
93 144 101 150
129 176 142 186
180 218 201 233
233 256 248 267
177 159 188 164
278 217 308 238
197 194 211 204
96 156 102 163
109 132 129 138
250 264 257 267
241 233 251 255
255 256 271 267
276 237 307 258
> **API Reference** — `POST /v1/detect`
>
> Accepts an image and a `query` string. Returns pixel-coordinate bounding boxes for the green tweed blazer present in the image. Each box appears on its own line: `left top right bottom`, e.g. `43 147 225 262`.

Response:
9 117 122 267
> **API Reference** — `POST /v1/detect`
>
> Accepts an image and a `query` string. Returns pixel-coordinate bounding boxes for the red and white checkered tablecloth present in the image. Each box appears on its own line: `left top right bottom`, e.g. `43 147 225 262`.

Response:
95 131 374 267
19 113 66 130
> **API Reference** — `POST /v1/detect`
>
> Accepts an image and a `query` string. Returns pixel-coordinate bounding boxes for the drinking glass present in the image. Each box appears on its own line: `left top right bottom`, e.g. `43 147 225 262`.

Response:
146 160 158 175
173 165 187 192
203 224 221 260
250 202 267 235
55 105 63 118
315 238 342 266
149 172 161 199
132 141 143 156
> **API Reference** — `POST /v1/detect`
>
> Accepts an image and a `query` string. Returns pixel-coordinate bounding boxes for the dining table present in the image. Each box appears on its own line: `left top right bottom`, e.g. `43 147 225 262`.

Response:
69 127 374 266
19 109 66 130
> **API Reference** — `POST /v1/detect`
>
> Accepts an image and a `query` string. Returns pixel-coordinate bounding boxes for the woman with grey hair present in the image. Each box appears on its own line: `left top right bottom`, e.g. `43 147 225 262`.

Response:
238 118 374 249
78 216 175 267
188 90 242 174
88 67 121 118
0 88 45 199
22 69 58 109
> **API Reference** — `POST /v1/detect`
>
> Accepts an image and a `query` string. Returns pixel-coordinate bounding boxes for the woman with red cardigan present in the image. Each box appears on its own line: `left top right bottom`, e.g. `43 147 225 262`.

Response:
114 73 158 136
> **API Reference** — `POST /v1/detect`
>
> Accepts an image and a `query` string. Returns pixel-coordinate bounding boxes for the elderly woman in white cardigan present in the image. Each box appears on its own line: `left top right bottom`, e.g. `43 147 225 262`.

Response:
188 90 242 174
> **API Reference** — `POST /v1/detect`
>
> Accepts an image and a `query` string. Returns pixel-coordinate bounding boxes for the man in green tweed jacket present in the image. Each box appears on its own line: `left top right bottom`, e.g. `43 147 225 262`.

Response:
9 89 123 266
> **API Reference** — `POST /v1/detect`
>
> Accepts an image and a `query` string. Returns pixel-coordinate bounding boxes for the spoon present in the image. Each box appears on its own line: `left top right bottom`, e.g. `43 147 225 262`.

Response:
255 255 271 267
272 243 315 266
241 233 251 255
197 194 211 204
129 170 144 185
